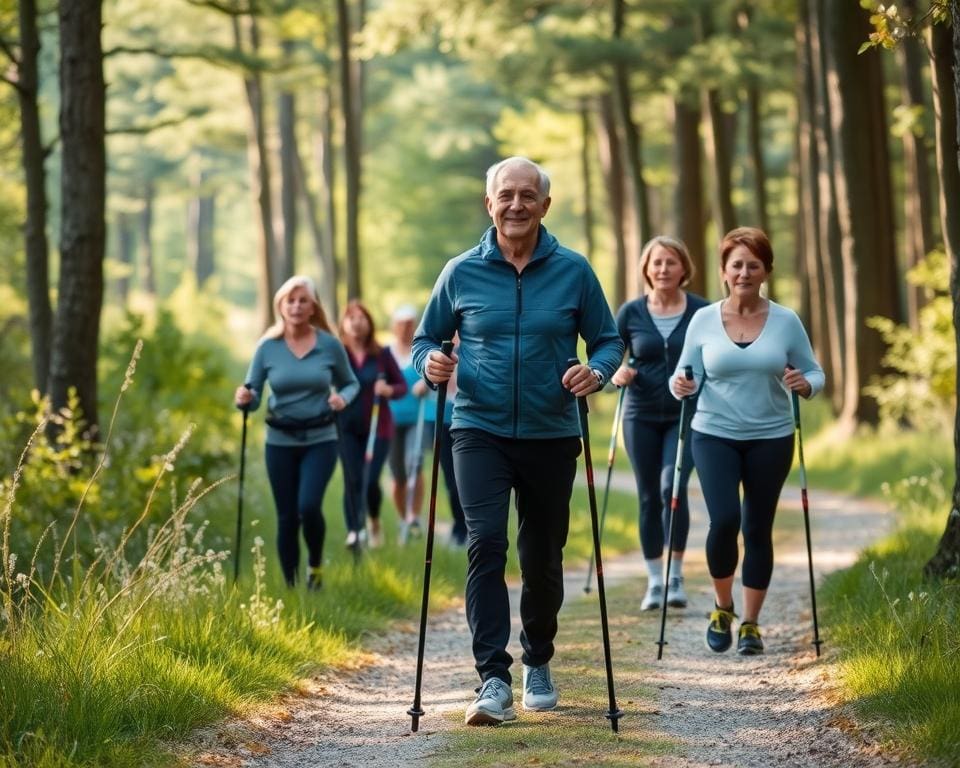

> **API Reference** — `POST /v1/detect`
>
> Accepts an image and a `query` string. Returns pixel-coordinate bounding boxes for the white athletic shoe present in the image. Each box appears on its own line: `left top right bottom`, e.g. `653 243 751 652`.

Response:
522 663 558 711
666 576 688 608
465 677 516 725
345 530 358 547
641 582 664 611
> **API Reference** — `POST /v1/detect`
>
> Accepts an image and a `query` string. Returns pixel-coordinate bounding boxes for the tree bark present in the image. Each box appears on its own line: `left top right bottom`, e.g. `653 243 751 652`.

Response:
898 0 936 328
747 84 771 300
233 9 280 330
337 0 362 300
50 0 106 433
612 0 651 252
115 211 135 304
924 0 960 579
579 99 595 264
278 39 298 282
597 93 628 307
674 96 707 297
188 168 215 287
140 180 156 295
823 0 900 428
16 0 53 396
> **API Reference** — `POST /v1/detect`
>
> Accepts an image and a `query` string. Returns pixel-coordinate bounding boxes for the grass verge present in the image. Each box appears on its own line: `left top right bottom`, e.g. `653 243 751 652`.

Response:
809 426 959 765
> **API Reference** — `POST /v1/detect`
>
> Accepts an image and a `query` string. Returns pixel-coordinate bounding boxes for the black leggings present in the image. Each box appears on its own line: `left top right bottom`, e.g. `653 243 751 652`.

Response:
264 441 339 586
691 430 794 590
622 418 693 559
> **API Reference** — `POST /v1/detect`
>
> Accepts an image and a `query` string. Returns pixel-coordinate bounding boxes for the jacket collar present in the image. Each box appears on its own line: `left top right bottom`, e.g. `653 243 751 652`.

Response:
479 225 558 264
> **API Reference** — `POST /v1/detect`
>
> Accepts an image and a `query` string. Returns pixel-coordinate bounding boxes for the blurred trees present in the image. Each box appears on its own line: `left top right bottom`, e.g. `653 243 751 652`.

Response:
0 0 955 445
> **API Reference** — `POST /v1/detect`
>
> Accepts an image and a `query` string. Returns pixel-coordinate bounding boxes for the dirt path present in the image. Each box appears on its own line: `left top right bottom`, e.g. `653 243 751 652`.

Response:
186 475 902 768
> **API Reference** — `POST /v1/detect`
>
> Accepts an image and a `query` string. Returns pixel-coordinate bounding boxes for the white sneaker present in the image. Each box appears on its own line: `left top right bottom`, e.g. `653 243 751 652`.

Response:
465 677 516 725
641 582 664 611
667 576 688 608
522 663 558 711
345 530 358 547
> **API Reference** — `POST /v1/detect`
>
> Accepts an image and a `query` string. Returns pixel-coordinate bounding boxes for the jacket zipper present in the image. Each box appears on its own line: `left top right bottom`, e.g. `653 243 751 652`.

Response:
513 271 522 438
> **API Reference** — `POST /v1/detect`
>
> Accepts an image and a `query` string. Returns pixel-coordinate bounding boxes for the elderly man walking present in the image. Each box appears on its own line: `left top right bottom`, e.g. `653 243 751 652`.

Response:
413 156 624 725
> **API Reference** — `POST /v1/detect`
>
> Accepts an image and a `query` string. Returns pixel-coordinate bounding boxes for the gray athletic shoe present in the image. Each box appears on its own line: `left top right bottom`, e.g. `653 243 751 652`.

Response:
666 576 688 608
465 677 516 725
522 663 558 711
641 582 664 611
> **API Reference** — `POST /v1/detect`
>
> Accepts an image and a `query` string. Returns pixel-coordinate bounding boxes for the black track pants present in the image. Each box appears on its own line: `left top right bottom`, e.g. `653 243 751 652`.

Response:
451 428 581 685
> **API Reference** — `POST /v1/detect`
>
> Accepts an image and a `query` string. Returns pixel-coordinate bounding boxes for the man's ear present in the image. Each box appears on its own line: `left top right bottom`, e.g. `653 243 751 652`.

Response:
541 195 552 216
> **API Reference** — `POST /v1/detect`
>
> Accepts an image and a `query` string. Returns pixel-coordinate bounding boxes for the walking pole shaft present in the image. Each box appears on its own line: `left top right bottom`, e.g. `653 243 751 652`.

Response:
409 341 454 732
791 388 823 656
234 400 250 584
585 379 627 594
656 366 693 659
569 359 623 732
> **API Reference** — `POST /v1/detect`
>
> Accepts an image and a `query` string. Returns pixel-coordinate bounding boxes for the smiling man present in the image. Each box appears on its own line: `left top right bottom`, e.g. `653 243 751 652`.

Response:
412 156 623 726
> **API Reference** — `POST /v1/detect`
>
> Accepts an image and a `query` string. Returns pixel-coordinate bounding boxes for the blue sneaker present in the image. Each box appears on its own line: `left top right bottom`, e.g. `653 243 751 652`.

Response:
465 677 515 725
522 663 558 711
706 604 737 653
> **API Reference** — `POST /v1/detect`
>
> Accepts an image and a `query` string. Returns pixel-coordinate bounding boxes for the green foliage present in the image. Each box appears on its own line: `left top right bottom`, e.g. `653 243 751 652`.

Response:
820 470 960 763
864 251 956 433
859 0 952 53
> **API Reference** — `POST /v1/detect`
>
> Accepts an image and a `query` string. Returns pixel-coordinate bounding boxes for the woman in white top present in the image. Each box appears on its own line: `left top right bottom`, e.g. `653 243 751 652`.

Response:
671 227 824 656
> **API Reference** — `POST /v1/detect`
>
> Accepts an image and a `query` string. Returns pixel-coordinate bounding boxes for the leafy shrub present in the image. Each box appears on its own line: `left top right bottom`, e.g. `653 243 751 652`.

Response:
865 250 955 432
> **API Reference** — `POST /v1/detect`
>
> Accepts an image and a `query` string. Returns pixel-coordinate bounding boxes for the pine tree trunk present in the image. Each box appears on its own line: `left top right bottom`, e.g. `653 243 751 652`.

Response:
579 100 595 264
115 212 134 304
50 0 105 434
17 0 52 396
337 0 361 300
923 0 960 579
140 181 156 295
188 167 215 287
278 67 298 283
673 97 706 298
597 93 628 307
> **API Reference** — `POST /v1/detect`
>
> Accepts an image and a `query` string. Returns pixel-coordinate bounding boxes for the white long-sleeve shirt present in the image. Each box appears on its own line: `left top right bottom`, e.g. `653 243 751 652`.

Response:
673 300 825 440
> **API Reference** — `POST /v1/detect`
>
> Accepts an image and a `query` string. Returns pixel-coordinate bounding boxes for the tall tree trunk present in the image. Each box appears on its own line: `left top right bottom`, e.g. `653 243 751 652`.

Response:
612 0 651 252
140 180 156 295
188 168 215 287
924 0 960 579
747 84 771 301
674 96 707 297
293 130 338 317
51 0 105 434
579 99 595 263
808 0 844 411
233 9 280 329
16 0 52 395
278 39 298 282
337 0 361 300
597 93 628 307
796 1 831 378
698 7 737 237
824 0 900 428
318 50 338 317
115 211 134 304
898 0 937 328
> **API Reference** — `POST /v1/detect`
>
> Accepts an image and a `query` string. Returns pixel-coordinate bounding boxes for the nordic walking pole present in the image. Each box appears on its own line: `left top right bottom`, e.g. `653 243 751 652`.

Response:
234 387 251 584
408 340 454 733
568 358 624 733
584 357 633 593
789 368 823 657
403 396 427 542
656 365 693 660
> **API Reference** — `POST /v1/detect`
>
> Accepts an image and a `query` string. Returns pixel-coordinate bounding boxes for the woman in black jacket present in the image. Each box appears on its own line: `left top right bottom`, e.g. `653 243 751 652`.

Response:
612 236 709 611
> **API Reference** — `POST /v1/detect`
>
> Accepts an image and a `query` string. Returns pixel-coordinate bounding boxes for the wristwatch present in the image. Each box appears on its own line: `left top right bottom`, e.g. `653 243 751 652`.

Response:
590 368 605 388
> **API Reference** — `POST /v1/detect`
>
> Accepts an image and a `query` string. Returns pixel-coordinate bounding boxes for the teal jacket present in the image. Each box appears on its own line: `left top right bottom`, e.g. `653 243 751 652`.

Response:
412 225 623 439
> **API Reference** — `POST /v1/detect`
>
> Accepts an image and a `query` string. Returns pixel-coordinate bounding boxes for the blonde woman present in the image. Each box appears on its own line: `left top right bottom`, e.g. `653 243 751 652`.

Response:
234 276 359 589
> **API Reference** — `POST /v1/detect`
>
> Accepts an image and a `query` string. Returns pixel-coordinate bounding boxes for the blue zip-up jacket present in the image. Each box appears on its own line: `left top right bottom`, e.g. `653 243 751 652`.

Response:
412 225 624 439
616 293 709 424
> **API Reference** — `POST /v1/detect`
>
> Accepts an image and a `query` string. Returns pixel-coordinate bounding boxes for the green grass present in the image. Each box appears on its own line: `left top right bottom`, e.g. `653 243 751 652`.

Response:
807 424 960 765
0 423 643 768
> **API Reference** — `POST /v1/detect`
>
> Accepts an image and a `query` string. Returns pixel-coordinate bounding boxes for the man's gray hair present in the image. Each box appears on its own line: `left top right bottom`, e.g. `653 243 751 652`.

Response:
485 156 551 199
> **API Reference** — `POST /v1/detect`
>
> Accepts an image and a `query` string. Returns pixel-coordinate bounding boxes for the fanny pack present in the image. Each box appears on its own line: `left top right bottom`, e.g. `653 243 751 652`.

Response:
265 410 336 439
